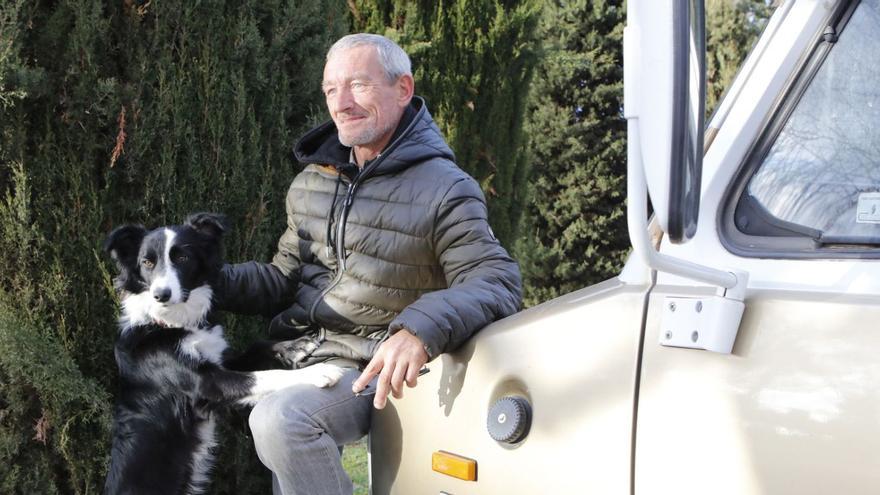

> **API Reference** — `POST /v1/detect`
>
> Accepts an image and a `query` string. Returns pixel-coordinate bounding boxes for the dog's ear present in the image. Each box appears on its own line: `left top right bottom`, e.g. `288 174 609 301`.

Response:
104 225 148 293
185 212 228 239
103 224 148 270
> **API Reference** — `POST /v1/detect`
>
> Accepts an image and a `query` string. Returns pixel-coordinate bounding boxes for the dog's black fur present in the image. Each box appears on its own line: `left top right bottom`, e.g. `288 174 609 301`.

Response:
103 213 341 495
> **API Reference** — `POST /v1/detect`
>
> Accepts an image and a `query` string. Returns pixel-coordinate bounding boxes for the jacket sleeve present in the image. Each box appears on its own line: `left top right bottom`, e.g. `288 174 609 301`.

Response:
387 177 523 360
270 180 305 279
213 184 303 316
212 261 295 316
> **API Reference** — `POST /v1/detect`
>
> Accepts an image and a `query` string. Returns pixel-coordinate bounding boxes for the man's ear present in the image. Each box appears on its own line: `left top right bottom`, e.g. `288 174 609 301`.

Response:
185 212 228 239
104 224 147 270
397 74 415 107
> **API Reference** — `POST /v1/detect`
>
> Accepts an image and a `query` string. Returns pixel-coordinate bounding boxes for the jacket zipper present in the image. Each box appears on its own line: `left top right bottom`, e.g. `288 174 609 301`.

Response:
306 104 426 325
309 178 359 323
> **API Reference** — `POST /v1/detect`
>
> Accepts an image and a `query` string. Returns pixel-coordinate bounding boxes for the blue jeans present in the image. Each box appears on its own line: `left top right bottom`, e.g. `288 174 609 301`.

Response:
249 368 373 495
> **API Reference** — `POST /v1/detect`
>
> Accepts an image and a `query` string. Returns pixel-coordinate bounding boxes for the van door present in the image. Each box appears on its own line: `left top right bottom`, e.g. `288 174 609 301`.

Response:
634 0 880 493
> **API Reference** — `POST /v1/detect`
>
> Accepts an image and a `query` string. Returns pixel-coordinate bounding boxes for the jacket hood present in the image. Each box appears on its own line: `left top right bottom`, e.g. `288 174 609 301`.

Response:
293 96 455 176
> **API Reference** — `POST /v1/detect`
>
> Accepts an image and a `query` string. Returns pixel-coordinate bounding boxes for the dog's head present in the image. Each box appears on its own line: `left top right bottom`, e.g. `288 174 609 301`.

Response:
104 213 228 328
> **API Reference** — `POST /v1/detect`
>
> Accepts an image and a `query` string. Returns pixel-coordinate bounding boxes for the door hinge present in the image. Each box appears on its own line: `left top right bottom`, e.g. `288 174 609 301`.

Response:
659 270 749 354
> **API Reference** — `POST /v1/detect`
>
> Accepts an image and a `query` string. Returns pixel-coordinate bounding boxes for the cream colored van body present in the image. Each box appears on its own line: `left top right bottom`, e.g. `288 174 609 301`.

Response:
371 1 880 493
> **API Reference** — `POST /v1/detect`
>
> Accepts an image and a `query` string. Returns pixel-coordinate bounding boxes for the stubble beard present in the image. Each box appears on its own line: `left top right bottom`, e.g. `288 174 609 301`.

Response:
337 119 396 148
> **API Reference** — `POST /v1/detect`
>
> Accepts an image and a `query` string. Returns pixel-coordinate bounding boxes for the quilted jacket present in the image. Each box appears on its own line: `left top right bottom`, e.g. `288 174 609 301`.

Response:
217 97 522 361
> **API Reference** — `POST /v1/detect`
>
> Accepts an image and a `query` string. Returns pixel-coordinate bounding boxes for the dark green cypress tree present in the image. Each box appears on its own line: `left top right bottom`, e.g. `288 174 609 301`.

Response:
0 0 345 492
706 0 774 113
515 0 629 307
517 0 775 306
348 0 541 247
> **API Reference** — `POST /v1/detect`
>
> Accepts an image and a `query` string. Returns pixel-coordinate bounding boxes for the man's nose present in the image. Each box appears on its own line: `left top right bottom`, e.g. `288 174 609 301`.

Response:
330 87 355 111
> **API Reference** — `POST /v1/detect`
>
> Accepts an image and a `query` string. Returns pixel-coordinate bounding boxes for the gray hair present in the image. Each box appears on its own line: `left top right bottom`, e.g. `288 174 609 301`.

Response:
326 33 412 82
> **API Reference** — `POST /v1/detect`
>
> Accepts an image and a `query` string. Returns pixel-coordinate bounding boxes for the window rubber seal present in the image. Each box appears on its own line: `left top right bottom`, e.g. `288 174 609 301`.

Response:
716 0 880 259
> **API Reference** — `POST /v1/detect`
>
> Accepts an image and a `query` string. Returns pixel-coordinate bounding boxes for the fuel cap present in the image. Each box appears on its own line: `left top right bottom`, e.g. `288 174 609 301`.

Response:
487 396 531 444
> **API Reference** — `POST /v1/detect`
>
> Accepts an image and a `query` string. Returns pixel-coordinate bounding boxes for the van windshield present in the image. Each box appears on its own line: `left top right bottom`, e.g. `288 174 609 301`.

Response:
737 0 880 245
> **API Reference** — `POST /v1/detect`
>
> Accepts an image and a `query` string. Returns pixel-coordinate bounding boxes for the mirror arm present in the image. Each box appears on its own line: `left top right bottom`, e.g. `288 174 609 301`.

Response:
626 119 743 298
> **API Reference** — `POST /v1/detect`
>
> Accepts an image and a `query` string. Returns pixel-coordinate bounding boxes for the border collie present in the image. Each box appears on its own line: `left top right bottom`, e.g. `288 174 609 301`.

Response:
102 213 342 495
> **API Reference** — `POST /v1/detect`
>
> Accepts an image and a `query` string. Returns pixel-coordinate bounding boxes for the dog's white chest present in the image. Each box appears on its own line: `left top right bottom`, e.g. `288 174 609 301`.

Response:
178 326 228 364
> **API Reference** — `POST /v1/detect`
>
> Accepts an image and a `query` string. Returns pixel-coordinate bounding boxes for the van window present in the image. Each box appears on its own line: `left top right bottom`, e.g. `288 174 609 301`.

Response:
734 0 880 245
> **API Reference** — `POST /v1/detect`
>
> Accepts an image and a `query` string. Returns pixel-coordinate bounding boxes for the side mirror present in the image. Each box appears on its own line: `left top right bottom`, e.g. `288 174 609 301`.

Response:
625 0 706 243
624 0 744 354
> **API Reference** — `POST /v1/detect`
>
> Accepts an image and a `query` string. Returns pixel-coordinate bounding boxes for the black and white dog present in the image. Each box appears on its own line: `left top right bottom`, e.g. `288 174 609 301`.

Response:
102 213 342 495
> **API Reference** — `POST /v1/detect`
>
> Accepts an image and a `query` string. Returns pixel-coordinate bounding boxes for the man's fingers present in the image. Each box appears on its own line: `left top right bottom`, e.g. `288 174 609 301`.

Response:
405 364 421 387
352 358 381 393
352 329 429 406
373 366 394 409
390 362 408 399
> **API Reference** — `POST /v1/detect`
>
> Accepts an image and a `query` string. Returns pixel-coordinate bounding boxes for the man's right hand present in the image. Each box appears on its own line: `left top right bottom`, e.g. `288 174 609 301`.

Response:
351 329 428 409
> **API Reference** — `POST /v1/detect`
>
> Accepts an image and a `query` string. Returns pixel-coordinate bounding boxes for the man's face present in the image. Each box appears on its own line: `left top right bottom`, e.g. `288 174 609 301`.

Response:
322 45 410 150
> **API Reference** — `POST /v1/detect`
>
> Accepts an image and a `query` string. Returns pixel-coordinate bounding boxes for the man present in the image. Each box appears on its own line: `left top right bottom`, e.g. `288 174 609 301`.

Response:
218 33 521 495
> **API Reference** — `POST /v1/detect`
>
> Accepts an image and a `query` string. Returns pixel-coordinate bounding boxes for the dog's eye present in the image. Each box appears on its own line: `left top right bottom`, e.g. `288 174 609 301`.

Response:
174 255 189 264
142 259 155 269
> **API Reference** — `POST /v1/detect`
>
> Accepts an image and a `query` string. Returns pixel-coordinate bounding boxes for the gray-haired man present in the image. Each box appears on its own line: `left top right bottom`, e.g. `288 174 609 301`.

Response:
217 33 521 495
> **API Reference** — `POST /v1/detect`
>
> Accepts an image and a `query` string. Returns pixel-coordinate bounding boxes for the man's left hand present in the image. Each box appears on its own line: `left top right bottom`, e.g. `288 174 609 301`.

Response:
352 329 428 409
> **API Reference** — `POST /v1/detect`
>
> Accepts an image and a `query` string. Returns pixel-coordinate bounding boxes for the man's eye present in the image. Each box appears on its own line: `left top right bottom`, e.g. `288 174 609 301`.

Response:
142 259 155 269
324 87 336 97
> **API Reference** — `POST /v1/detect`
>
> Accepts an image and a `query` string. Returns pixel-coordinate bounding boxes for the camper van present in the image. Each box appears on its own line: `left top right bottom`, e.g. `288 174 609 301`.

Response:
369 0 880 493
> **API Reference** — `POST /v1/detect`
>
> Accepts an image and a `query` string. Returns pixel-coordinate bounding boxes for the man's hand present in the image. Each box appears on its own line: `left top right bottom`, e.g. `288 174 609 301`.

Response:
352 329 428 409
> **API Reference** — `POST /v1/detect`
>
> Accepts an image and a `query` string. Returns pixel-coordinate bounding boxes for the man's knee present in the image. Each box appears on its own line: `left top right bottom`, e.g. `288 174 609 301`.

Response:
248 369 371 452
249 388 318 448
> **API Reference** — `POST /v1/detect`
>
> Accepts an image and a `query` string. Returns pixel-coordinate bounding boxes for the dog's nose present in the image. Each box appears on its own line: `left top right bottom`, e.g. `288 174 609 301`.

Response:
153 288 172 303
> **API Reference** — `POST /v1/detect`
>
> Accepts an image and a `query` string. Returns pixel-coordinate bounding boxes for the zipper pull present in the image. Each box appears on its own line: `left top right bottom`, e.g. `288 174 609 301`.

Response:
345 183 356 208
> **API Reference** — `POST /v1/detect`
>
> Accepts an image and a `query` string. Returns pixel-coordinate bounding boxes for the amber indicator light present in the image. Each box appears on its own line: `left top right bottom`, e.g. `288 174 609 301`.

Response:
431 450 477 481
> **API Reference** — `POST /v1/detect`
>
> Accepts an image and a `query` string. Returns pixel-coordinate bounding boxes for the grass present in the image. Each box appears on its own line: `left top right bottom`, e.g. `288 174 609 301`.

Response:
342 439 369 495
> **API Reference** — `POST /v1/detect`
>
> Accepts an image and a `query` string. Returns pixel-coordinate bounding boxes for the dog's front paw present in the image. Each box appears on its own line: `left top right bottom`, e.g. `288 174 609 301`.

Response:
304 363 345 388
